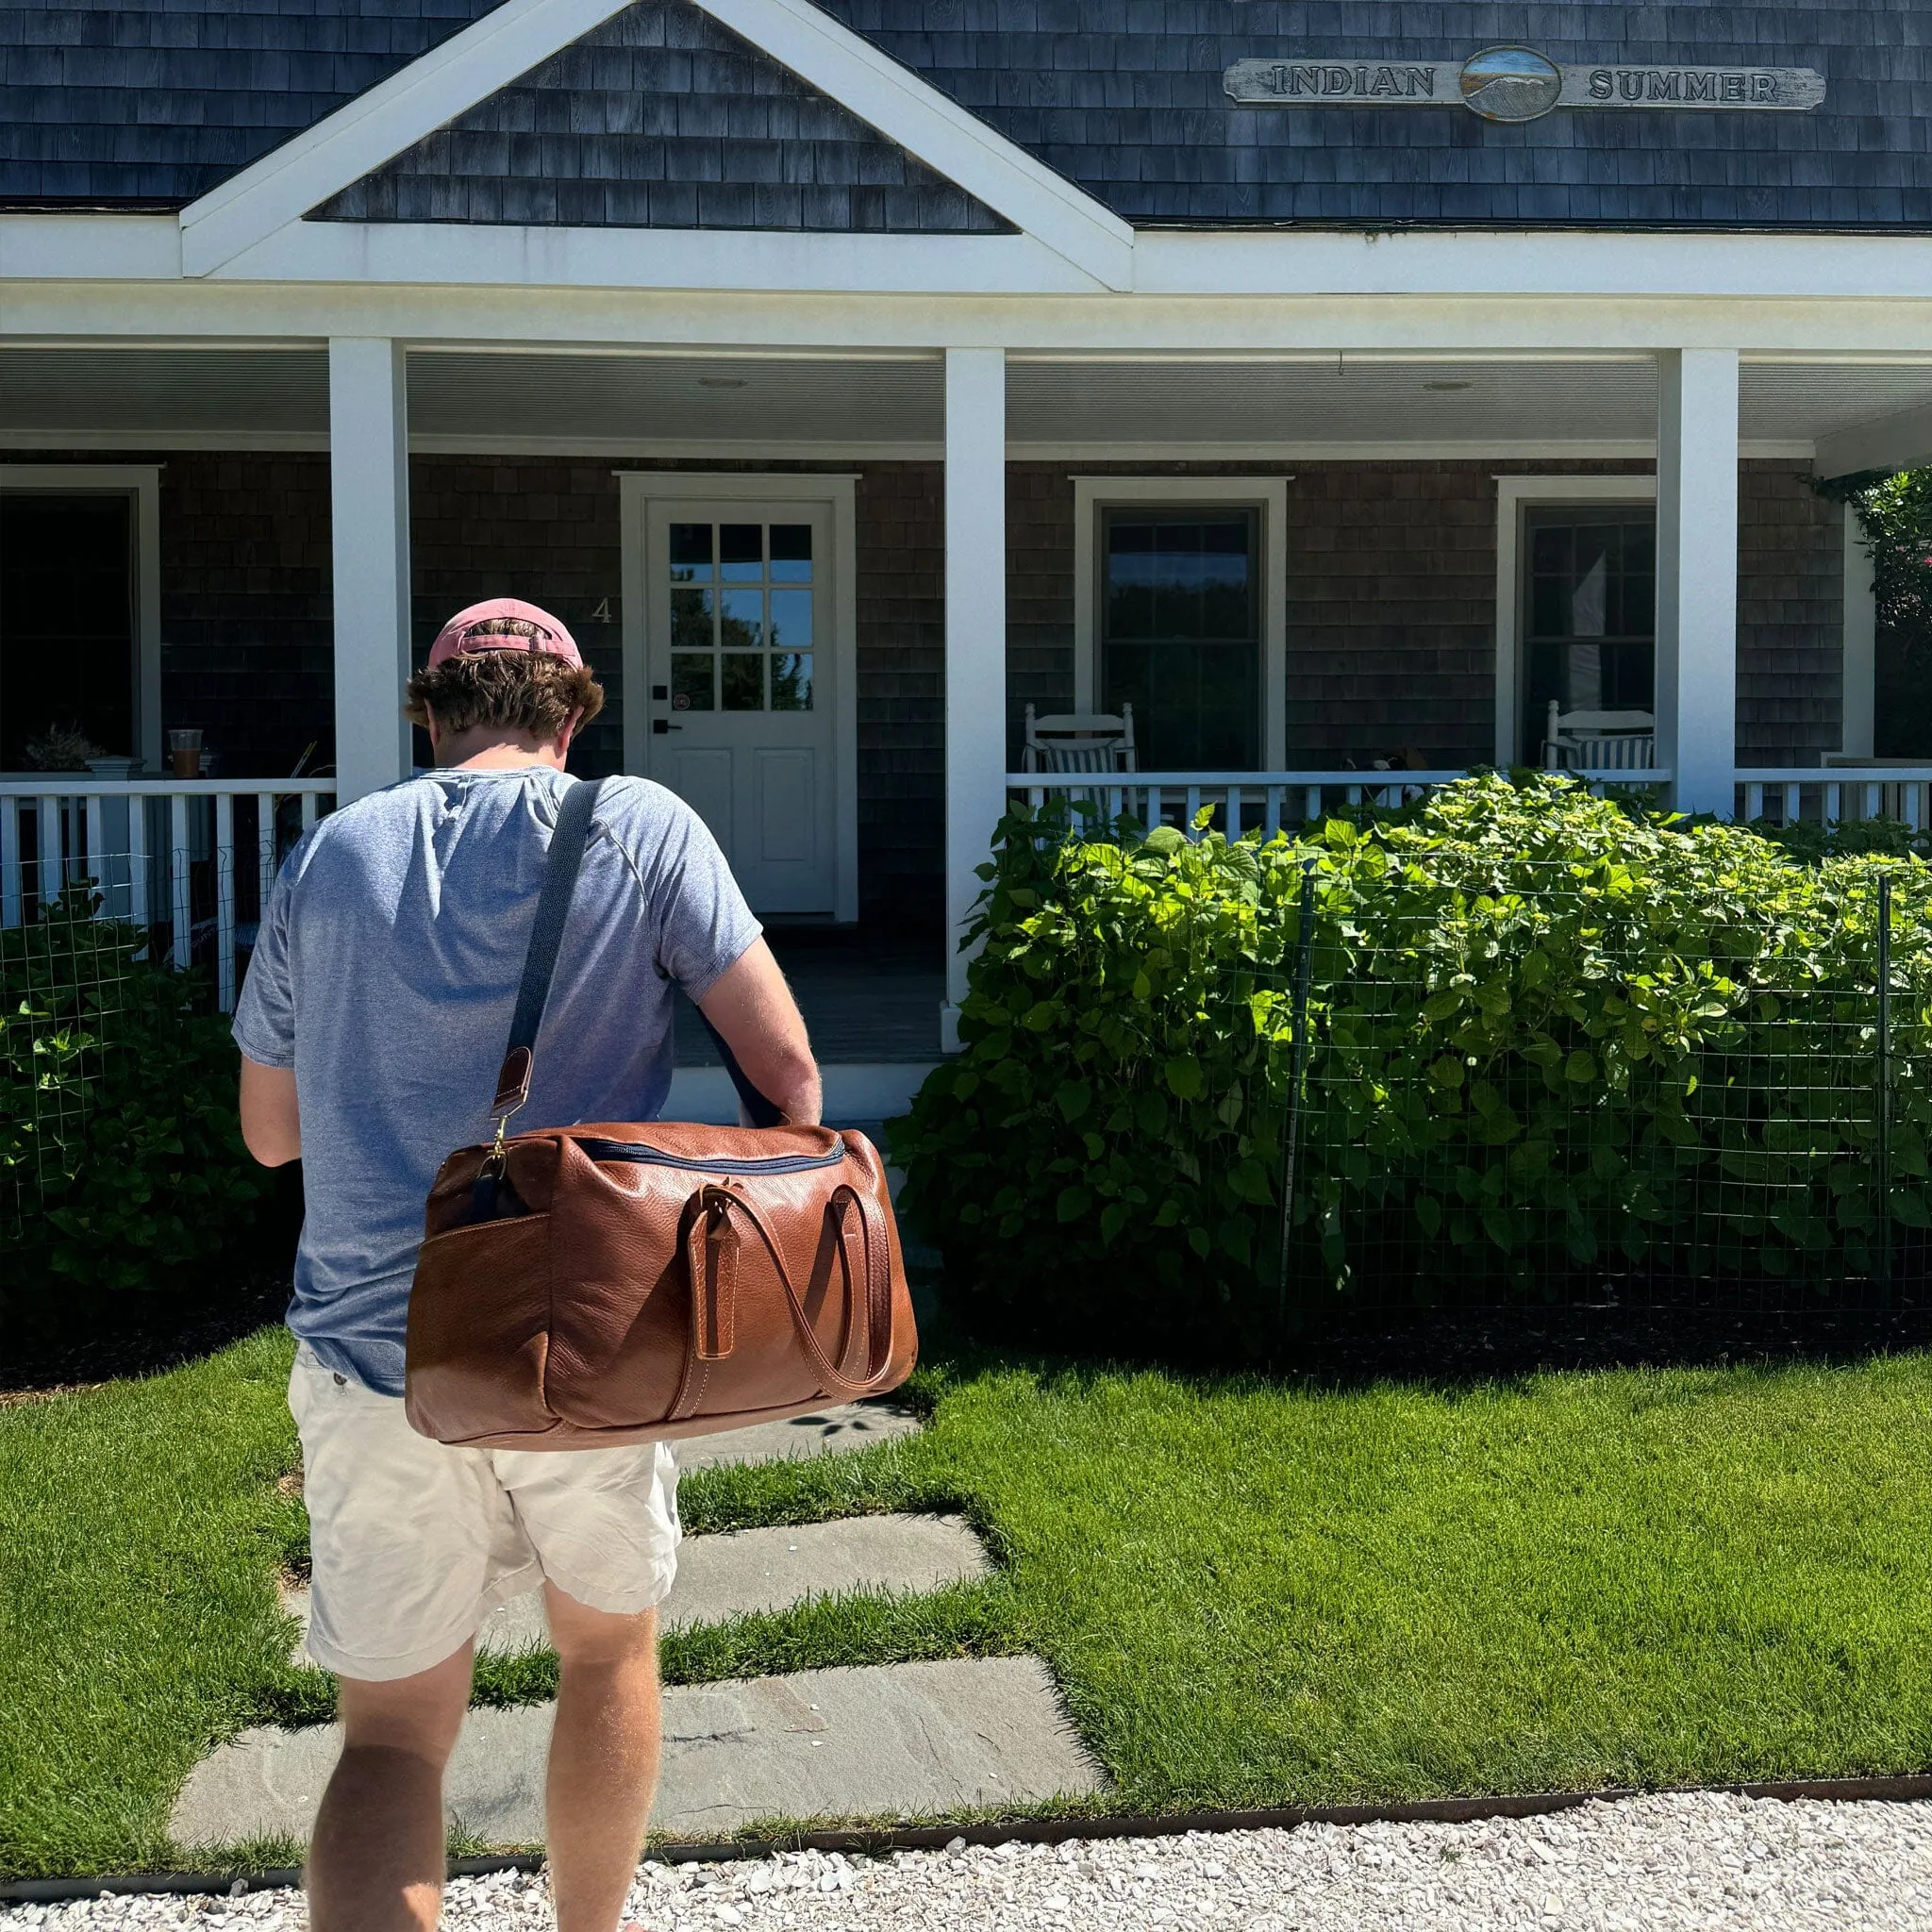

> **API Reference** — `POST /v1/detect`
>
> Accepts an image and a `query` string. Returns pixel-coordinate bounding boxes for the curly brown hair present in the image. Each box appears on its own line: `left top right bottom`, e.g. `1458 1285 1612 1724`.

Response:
404 651 605 745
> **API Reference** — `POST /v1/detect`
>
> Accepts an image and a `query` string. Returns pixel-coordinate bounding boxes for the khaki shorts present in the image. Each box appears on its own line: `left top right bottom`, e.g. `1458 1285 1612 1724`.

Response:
290 1345 680 1681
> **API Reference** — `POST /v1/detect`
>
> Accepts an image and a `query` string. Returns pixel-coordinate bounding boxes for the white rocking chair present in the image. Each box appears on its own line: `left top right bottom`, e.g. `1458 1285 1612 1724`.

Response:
1542 702 1656 773
1022 703 1137 774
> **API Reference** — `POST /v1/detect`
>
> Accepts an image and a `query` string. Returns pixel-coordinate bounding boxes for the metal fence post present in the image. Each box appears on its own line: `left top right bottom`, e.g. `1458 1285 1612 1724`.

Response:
1878 869 1894 1311
1276 862 1319 1325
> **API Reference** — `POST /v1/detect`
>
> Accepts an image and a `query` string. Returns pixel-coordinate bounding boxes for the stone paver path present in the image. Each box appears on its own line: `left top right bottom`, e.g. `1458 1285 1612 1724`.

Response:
671 1399 922 1472
281 1512 990 1660
173 1392 1099 1854
173 1657 1104 1848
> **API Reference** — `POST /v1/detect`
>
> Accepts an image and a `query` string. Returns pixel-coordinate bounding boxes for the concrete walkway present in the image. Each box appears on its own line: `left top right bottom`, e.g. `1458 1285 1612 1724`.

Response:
172 1657 1105 1847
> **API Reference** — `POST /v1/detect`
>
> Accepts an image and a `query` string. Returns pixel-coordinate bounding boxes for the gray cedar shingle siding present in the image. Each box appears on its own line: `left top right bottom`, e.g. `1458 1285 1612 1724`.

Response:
1 0 506 206
14 0 1932 227
310 0 1011 230
813 2 1932 229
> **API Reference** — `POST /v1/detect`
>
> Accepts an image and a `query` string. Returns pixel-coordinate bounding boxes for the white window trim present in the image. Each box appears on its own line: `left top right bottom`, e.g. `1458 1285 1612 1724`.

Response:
1072 475 1291 771
1493 474 1657 768
0 464 162 772
616 470 859 924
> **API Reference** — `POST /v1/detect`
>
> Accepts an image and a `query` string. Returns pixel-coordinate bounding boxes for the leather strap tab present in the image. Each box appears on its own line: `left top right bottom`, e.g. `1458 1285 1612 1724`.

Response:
492 1046 534 1120
694 1190 739 1361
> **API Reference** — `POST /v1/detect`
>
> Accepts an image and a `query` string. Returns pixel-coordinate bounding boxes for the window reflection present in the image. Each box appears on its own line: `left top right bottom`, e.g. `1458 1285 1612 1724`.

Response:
1101 508 1259 771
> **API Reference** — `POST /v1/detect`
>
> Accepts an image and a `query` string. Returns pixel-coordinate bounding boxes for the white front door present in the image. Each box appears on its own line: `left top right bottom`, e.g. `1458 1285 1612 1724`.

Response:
639 499 839 914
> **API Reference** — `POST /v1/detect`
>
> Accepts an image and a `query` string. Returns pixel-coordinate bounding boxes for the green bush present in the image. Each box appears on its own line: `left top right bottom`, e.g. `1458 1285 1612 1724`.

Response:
889 774 1932 1356
2 889 264 1306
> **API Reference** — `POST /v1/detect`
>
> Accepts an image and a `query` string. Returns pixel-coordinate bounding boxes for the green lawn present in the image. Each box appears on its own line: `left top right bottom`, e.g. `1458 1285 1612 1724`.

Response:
8 1324 1932 1876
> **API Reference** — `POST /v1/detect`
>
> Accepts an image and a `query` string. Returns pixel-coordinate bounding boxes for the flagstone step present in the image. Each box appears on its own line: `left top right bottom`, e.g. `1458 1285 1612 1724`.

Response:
282 1512 990 1663
172 1656 1106 1849
675 1397 924 1473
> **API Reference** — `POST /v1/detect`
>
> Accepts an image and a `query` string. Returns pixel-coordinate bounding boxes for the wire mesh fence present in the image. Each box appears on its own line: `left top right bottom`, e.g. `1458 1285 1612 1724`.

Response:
1 847 240 1252
1267 858 1924 1324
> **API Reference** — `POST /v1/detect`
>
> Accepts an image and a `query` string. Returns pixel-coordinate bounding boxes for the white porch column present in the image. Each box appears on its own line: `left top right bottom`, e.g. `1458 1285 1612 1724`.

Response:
328 338 412 802
1654 349 1740 815
941 347 1007 1048
1842 503 1877 758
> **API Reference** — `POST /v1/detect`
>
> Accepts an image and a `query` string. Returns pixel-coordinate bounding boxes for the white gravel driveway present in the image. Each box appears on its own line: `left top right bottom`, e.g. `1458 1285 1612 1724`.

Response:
7 1791 1932 1930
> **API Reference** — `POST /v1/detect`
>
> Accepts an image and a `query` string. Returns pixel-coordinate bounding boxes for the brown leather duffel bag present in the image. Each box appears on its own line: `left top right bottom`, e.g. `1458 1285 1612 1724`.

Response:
405 778 916 1450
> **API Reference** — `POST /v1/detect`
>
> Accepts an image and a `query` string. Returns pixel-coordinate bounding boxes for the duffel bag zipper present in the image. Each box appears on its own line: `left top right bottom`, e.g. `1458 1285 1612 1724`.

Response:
575 1137 846 1175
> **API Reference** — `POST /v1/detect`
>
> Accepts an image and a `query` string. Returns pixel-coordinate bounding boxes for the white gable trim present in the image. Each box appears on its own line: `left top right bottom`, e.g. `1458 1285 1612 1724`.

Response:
177 0 1132 291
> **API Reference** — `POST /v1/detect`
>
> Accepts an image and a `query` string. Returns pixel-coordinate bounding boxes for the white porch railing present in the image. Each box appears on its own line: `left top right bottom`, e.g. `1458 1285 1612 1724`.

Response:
1 778 336 1011
1008 768 1674 836
1735 768 1932 832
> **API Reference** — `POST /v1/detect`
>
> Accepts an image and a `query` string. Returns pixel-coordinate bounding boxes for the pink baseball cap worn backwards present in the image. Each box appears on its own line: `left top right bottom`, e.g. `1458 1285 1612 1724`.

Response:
426 598 582 671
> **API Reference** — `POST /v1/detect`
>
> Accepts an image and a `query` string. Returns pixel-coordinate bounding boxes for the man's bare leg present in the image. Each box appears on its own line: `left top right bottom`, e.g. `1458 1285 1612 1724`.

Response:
308 1642 475 1932
543 1583 664 1932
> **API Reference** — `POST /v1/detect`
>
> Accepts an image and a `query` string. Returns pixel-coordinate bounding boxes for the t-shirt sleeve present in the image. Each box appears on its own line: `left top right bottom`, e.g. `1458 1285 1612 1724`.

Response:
231 858 298 1069
646 798 763 1001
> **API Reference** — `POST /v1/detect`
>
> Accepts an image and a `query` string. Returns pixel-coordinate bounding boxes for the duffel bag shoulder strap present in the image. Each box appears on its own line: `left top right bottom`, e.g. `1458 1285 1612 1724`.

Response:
491 775 605 1128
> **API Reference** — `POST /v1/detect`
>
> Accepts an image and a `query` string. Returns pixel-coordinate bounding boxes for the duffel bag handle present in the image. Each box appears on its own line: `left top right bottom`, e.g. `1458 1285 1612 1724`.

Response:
671 1180 895 1419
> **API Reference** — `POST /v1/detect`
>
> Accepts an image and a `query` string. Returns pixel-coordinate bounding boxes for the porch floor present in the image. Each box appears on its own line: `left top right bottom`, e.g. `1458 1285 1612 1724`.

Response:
674 925 945 1067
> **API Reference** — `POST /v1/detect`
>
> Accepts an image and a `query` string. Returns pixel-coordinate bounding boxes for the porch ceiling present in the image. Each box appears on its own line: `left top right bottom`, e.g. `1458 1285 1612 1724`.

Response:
3 343 1932 460
406 349 942 446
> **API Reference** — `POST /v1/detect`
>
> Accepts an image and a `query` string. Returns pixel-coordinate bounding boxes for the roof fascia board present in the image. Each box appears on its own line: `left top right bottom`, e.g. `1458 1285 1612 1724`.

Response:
17 281 1932 359
1132 228 1932 303
0 214 181 278
203 220 1110 294
176 0 1131 290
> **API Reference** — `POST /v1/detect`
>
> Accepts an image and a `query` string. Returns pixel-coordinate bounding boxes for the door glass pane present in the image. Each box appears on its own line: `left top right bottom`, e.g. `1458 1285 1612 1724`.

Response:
1522 506 1656 752
771 653 812 711
663 517 819 721
719 524 763 582
670 587 713 650
721 654 764 711
0 494 137 768
768 589 812 652
770 525 812 582
669 523 714 582
719 589 763 649
1100 508 1259 771
671 653 714 711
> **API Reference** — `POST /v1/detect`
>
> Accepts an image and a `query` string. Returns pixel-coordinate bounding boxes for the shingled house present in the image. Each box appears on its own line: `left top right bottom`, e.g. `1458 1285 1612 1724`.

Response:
6 1 1932 1079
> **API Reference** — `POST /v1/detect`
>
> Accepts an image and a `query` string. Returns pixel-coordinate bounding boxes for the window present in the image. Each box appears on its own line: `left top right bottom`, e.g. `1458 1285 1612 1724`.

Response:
1099 507 1260 771
667 518 814 714
1521 505 1656 750
0 493 138 771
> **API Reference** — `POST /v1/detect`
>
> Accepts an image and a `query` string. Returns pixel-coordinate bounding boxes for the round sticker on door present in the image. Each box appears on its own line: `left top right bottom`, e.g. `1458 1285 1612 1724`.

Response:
674 693 691 709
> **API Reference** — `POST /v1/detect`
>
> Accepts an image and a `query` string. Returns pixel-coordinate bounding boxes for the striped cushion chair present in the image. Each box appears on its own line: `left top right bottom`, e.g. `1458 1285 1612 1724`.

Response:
1542 703 1657 774
1022 704 1137 824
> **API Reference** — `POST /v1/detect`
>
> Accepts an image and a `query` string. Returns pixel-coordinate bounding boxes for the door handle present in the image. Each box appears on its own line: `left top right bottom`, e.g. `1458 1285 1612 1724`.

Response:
653 720 683 734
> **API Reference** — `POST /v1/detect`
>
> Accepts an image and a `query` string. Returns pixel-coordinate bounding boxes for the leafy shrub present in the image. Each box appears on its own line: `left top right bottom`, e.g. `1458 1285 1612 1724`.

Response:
889 775 1932 1357
2 889 264 1305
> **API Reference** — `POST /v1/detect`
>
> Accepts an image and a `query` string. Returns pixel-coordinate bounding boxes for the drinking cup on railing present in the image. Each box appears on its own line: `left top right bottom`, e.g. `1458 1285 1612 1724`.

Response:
168 728 202 779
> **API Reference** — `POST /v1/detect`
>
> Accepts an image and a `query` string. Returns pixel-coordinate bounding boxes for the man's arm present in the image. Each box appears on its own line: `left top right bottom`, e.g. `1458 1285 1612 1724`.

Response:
696 940 822 1127
239 1057 302 1166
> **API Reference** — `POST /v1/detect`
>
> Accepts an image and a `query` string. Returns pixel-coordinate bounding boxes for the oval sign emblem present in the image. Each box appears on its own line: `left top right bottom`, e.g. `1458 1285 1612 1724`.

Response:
1460 46 1562 122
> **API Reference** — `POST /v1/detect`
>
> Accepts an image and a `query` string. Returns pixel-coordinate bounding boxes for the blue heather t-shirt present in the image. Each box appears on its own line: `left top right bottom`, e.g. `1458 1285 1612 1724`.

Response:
232 767 761 1395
